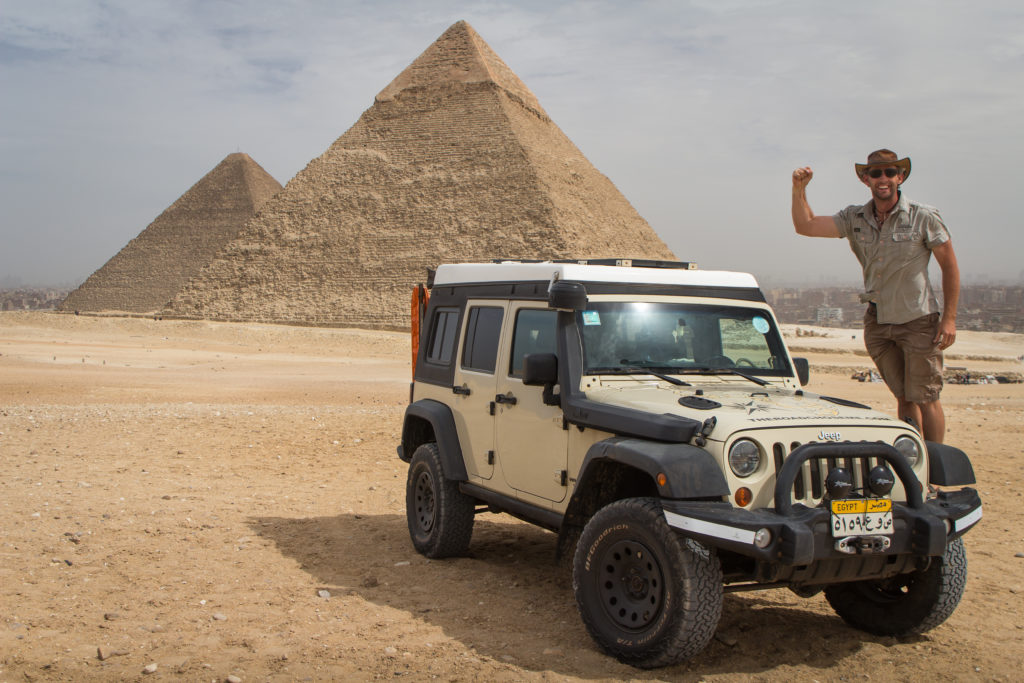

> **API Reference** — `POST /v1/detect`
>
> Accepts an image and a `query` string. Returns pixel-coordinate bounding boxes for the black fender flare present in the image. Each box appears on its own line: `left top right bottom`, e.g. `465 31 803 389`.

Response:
926 441 976 486
578 437 730 500
399 399 468 481
555 437 730 560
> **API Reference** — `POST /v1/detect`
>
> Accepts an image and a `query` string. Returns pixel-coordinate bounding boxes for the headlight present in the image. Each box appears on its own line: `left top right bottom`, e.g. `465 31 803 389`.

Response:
894 435 921 467
728 439 761 477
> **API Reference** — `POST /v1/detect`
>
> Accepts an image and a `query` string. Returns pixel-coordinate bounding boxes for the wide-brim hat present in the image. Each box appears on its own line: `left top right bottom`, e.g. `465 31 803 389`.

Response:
855 151 911 181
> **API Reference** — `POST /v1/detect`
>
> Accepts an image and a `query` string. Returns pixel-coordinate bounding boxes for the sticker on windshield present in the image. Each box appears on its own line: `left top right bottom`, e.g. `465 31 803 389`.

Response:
752 316 770 334
582 311 601 326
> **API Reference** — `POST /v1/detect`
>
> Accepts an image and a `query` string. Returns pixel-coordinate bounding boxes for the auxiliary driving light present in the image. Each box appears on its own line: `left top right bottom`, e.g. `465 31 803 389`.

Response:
868 465 895 496
754 528 772 549
825 467 854 500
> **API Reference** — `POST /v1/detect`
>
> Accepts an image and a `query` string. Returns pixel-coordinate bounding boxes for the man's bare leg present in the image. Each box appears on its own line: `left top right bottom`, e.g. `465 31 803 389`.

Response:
897 398 923 433
918 399 946 443
899 398 945 442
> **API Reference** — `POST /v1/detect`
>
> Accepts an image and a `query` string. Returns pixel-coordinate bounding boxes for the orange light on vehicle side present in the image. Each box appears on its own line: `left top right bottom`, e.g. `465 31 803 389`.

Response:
657 473 667 487
734 487 753 507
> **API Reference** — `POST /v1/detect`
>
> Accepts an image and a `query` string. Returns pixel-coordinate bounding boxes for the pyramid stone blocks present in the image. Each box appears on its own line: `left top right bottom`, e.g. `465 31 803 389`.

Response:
164 21 675 329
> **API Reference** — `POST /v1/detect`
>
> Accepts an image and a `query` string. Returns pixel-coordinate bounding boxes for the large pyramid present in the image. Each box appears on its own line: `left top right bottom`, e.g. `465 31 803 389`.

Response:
60 153 282 314
164 21 675 329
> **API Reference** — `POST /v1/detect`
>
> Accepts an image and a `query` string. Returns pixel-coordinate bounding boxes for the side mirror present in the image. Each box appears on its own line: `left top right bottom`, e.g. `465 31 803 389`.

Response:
523 353 561 407
793 357 810 386
548 280 588 310
523 353 558 386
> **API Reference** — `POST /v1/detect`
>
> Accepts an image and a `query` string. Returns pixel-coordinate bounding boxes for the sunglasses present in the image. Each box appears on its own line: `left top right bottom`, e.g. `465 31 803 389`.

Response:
868 167 901 179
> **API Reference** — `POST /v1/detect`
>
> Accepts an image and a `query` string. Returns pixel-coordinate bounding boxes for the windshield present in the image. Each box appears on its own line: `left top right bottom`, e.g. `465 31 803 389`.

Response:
578 302 792 377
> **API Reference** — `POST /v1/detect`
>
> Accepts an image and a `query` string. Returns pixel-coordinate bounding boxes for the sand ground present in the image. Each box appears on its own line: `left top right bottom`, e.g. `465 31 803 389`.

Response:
1 311 1023 682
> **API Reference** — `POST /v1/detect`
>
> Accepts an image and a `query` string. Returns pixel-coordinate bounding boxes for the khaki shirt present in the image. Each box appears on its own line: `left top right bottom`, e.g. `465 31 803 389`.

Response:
833 193 950 325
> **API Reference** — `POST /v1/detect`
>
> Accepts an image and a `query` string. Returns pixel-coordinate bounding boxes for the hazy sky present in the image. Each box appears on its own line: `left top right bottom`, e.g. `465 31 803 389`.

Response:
2 0 1021 288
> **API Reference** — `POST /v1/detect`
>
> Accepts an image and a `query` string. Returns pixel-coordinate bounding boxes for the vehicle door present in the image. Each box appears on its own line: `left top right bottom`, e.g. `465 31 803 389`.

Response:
450 301 507 482
495 305 568 503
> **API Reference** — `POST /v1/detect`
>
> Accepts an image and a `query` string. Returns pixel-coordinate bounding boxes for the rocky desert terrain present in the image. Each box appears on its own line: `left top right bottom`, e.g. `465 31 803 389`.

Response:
1 311 1022 682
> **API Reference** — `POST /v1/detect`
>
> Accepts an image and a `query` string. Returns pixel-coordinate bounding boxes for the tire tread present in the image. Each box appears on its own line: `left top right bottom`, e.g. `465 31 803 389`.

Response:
406 443 474 558
824 537 967 636
573 497 722 668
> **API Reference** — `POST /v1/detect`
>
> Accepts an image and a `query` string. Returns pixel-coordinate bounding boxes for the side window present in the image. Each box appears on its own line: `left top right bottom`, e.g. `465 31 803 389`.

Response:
425 307 460 365
462 306 504 373
509 309 558 378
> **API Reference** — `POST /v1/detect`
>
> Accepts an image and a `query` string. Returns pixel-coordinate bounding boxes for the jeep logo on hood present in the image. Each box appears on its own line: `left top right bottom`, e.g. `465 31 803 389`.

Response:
818 431 842 442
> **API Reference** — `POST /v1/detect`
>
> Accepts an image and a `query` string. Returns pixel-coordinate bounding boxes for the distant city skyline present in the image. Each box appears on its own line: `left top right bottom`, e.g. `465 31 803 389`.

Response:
2 1 1022 288
4 269 1020 291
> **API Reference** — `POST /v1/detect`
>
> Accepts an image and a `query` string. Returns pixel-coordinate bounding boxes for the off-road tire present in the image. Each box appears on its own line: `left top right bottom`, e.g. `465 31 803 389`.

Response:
824 537 967 636
405 443 475 558
572 497 722 668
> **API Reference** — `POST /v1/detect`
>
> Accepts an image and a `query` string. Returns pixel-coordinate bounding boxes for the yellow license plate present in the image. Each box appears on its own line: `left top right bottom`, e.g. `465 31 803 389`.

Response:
831 498 893 537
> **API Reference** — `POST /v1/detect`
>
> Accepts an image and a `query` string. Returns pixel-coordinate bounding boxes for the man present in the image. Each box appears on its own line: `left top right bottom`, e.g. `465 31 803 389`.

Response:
791 149 960 443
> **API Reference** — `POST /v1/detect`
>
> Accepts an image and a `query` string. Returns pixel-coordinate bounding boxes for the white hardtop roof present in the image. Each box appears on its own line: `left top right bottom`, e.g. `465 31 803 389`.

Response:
433 261 759 289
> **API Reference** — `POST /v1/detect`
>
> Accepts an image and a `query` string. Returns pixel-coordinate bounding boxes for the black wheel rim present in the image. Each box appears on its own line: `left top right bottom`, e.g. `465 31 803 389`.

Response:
597 539 665 630
413 469 436 533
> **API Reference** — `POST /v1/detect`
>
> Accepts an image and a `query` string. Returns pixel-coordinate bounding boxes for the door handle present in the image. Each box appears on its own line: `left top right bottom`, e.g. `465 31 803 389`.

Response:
452 384 471 396
494 392 518 406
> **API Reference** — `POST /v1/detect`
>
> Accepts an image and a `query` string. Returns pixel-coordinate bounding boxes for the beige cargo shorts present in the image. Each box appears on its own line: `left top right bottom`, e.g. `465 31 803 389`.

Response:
863 305 943 403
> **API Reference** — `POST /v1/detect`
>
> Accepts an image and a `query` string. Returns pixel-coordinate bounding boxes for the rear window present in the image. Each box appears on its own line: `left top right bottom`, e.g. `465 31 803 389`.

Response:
425 307 460 365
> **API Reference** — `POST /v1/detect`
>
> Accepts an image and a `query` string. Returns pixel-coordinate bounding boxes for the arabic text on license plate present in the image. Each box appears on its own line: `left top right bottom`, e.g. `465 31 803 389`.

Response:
831 498 893 537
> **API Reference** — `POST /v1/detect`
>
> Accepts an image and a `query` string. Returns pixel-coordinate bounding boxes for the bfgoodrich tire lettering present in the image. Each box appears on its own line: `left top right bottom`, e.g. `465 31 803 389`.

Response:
572 497 722 668
405 443 475 558
824 537 967 636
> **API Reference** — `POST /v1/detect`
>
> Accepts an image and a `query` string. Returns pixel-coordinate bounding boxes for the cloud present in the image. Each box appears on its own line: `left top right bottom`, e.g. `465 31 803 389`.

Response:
0 0 1021 286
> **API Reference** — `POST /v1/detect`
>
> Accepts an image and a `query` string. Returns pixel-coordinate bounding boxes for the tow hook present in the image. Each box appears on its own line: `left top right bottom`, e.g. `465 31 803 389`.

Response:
835 535 892 554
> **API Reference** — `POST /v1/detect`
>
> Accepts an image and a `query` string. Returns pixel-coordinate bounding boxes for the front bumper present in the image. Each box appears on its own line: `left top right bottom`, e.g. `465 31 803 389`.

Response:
661 441 982 567
662 487 981 566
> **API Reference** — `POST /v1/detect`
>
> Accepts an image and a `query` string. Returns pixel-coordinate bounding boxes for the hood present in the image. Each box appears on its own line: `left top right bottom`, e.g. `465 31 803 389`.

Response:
585 381 906 436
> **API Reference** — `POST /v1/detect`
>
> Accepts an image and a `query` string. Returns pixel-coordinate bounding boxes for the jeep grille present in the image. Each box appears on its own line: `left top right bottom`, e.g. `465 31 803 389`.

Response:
772 442 882 507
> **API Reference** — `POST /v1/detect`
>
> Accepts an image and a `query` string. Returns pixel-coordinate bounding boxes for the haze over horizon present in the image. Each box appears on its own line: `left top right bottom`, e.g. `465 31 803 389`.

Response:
2 1 1021 289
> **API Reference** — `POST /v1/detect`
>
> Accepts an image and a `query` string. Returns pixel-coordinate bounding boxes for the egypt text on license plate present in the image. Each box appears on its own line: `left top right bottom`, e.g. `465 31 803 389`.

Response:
831 498 893 536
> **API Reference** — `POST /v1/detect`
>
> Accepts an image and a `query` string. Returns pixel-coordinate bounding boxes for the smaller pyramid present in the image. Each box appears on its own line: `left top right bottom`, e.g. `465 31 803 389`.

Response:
60 153 281 314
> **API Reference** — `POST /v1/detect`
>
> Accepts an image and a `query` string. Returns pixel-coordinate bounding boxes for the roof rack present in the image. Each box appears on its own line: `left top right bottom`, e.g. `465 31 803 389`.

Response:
429 261 757 290
489 258 697 270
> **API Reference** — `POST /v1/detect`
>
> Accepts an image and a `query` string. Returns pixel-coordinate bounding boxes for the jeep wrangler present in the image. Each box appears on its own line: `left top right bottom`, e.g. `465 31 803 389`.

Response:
397 259 982 668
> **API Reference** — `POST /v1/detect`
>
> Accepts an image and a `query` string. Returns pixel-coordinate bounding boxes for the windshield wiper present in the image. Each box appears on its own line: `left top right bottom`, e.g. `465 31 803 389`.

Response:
592 363 691 387
676 366 769 387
